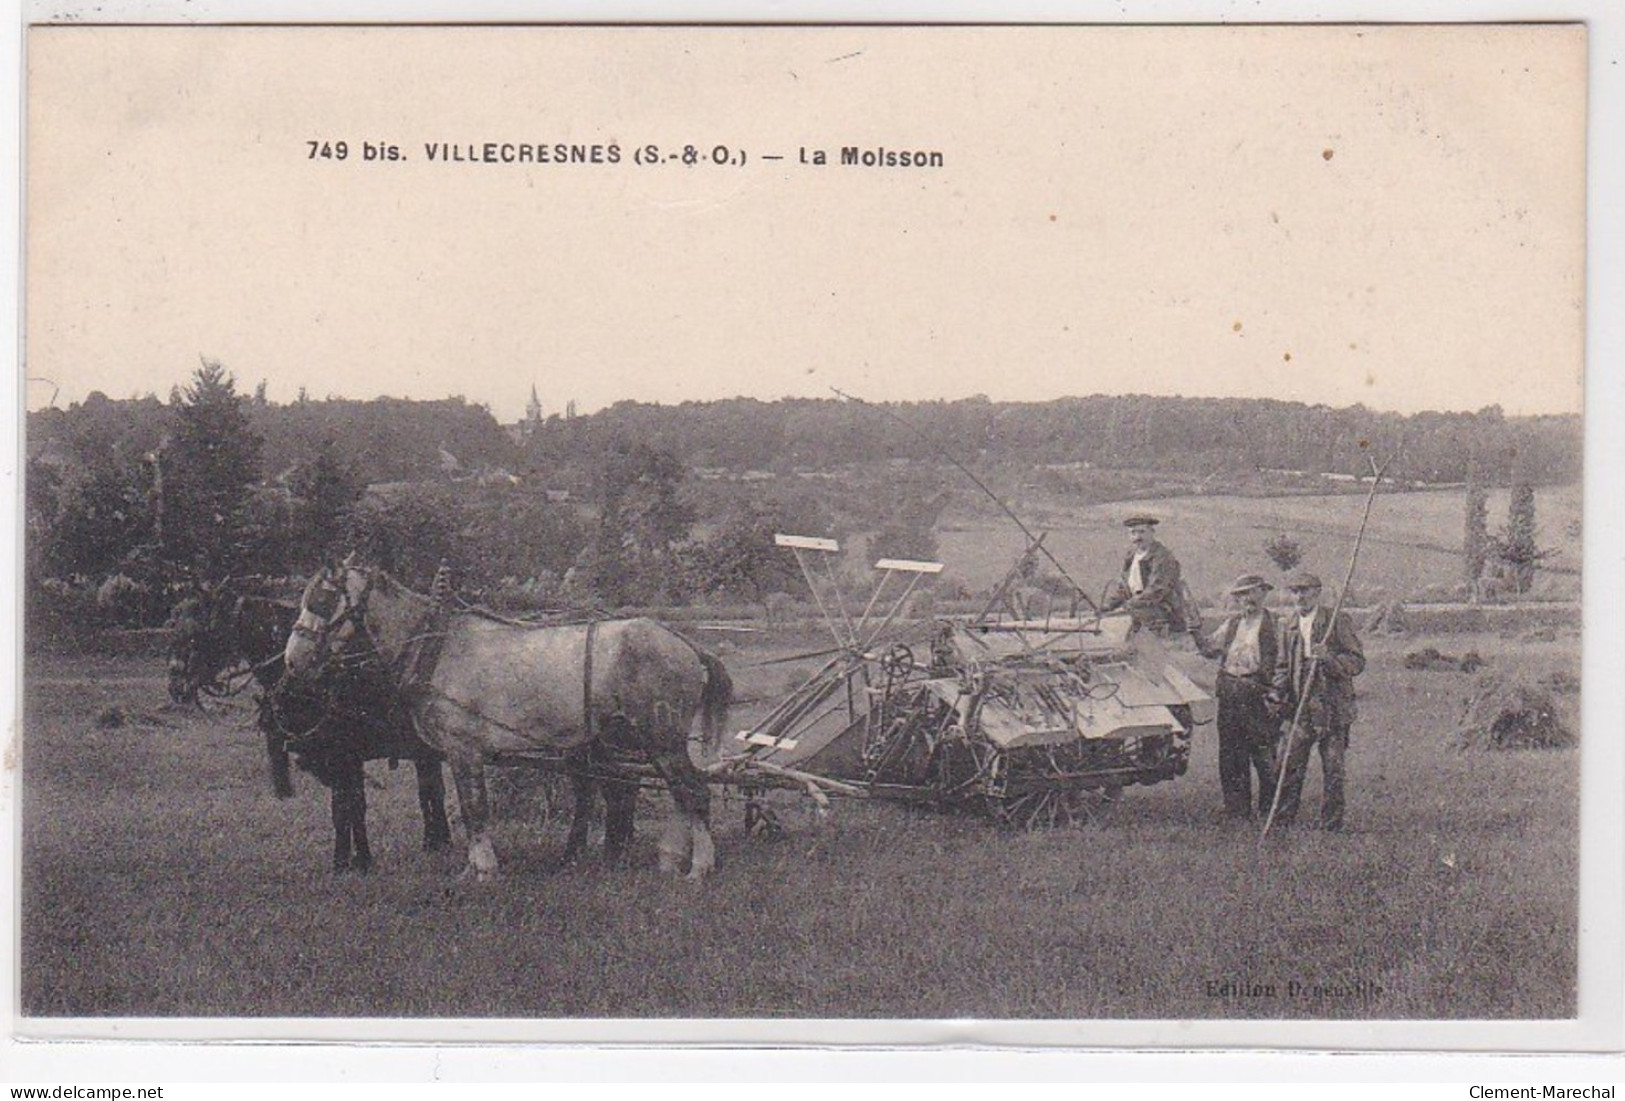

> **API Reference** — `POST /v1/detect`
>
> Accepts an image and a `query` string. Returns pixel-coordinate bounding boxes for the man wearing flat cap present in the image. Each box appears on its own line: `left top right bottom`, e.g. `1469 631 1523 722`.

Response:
1197 573 1280 820
1271 570 1365 831
1102 515 1187 636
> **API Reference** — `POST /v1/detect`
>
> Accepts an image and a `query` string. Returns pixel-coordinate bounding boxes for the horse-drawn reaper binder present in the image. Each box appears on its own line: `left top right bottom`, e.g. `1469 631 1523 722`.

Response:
709 534 1214 831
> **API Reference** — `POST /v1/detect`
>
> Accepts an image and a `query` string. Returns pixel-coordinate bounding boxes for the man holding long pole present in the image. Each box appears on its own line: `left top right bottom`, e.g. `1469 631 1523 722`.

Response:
1269 571 1366 833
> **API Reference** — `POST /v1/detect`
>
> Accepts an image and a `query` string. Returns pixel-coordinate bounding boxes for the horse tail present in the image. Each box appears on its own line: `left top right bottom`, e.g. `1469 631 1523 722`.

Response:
695 647 733 757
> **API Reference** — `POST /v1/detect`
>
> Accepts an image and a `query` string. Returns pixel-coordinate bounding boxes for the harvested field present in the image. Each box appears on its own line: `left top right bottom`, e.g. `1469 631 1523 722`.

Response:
20 623 1580 1023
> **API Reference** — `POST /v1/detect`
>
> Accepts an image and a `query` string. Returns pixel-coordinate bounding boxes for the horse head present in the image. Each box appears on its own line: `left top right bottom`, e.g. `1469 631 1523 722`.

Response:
284 562 374 680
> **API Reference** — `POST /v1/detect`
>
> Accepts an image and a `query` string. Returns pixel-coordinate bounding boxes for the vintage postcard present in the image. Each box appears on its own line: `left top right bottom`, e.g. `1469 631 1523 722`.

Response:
9 13 1621 1066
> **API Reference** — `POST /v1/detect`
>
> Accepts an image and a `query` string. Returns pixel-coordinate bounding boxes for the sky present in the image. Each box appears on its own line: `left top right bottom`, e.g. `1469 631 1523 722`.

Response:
25 24 1586 424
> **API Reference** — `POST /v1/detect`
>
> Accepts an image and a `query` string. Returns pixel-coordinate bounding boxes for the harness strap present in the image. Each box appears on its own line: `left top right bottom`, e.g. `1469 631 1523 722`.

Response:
398 563 454 699
583 619 598 740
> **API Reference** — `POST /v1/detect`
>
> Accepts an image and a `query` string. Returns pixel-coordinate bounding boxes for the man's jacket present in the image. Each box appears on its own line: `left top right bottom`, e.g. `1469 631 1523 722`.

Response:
1273 605 1365 728
1114 541 1185 631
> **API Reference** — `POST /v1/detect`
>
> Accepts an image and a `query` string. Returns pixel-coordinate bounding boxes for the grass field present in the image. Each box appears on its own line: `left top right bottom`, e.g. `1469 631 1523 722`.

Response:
21 617 1578 1021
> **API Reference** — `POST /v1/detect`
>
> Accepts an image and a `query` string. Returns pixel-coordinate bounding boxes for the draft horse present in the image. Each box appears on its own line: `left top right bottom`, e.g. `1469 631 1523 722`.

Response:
281 564 733 879
166 582 452 871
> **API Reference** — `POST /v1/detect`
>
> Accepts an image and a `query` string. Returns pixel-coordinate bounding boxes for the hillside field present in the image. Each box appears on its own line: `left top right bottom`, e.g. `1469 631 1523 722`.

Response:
934 485 1581 605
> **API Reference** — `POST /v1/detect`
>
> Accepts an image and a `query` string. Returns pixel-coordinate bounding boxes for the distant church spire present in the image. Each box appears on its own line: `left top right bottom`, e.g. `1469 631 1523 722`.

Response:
525 383 542 424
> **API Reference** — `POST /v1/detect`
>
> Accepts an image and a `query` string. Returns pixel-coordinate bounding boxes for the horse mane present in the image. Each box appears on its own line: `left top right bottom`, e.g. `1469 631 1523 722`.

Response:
360 567 432 610
359 567 606 629
457 602 606 629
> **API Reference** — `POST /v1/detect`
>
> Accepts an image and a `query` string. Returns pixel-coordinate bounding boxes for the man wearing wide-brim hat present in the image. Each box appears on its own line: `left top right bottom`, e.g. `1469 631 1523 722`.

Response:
1271 570 1366 832
1196 573 1281 820
1101 515 1188 636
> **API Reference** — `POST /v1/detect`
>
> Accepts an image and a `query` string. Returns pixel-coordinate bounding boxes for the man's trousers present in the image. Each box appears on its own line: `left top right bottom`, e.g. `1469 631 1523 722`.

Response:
1273 717 1349 831
1215 671 1277 818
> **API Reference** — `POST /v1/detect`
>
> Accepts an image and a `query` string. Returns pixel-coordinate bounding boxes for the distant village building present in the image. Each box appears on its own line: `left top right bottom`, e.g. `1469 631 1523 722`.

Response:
506 384 545 445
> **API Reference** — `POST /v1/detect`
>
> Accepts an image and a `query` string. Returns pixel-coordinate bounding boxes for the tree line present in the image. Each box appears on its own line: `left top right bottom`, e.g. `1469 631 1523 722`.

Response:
25 367 1581 636
517 394 1578 488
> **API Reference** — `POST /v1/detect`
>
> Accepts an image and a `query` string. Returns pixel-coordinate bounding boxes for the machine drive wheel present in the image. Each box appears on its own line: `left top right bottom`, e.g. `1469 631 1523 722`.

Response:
879 644 915 680
987 789 1093 830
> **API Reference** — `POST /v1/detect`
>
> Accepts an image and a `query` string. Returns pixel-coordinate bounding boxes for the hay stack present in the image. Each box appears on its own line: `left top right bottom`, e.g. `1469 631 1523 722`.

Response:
1365 600 1409 635
1403 647 1484 673
1454 672 1575 750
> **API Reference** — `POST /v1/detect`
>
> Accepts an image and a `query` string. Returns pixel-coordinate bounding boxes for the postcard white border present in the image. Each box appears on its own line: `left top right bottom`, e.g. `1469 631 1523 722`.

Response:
6 0 1623 1082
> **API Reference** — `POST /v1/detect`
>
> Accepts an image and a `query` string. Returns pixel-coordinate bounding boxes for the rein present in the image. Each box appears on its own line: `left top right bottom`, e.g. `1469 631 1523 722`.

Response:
200 652 283 698
296 570 626 752
285 566 480 752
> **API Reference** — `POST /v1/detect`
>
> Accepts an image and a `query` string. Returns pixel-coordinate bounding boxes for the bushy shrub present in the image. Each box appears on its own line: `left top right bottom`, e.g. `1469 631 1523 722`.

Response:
1263 533 1303 572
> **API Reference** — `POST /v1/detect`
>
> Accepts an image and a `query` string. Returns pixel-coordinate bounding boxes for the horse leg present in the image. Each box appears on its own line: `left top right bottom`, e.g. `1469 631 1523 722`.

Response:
329 759 371 874
649 750 715 880
653 764 691 876
415 756 452 851
348 761 373 874
556 766 596 870
601 778 638 868
330 783 353 873
448 757 498 879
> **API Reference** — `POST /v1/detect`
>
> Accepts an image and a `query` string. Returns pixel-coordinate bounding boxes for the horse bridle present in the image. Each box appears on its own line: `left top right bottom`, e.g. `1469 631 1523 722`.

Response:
275 566 383 747
292 565 377 671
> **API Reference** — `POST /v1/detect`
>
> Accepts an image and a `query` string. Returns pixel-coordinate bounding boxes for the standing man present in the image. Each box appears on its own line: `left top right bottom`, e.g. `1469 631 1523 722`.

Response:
1103 515 1186 635
1197 574 1280 820
1271 571 1365 832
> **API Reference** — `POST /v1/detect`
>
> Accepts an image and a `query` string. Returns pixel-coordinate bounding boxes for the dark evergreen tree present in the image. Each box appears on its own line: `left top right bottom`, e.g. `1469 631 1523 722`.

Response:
160 361 264 577
870 489 949 564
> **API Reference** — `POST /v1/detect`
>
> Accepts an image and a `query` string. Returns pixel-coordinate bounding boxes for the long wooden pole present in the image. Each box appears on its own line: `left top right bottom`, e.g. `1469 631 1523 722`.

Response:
1260 454 1392 840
